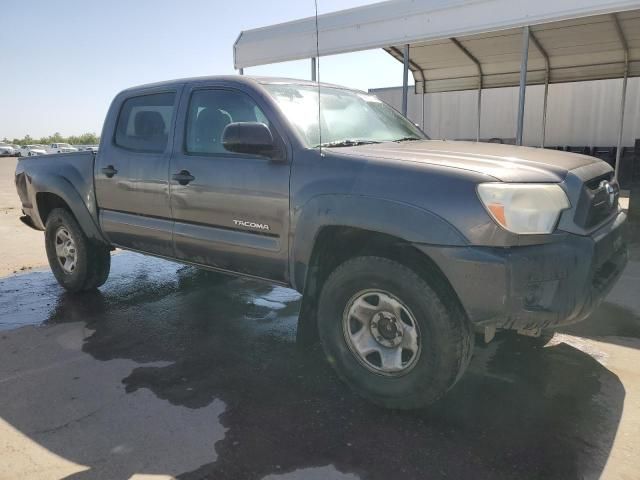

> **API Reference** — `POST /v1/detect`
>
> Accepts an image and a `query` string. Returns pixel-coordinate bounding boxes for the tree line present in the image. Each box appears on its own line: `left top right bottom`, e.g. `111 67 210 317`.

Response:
2 132 100 146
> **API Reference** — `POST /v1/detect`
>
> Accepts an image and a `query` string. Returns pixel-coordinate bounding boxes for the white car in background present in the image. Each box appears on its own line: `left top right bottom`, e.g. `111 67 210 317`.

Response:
18 145 47 157
0 143 16 156
46 143 78 154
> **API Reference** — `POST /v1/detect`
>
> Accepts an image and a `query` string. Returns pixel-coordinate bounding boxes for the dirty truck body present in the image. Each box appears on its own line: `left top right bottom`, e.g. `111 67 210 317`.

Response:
15 76 628 408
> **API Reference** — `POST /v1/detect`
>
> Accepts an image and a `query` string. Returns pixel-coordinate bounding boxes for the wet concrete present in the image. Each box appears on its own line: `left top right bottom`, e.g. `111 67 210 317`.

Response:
0 252 637 479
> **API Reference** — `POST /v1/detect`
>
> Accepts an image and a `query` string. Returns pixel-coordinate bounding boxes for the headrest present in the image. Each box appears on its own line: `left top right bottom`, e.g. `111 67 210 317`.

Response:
134 111 165 137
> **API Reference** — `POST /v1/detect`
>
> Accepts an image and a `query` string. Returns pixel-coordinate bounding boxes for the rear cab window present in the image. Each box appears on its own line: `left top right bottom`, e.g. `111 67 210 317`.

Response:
115 92 176 153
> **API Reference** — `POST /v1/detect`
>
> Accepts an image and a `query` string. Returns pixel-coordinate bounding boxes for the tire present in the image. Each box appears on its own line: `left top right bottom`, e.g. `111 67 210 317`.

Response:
317 256 473 409
45 208 111 292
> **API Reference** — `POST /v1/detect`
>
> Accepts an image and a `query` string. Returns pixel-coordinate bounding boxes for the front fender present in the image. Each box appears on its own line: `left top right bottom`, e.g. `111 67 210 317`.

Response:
290 194 467 291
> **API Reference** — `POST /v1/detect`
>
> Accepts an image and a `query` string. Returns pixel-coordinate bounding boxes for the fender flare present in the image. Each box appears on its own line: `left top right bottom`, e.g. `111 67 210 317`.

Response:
290 194 467 292
28 172 108 245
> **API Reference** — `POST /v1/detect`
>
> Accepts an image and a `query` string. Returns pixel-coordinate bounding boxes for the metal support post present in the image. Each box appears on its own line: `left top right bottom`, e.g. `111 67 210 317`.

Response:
402 44 409 116
516 26 530 146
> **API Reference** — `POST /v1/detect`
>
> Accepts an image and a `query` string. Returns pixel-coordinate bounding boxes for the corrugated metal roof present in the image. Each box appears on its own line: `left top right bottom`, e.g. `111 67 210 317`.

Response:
385 10 640 93
234 0 640 93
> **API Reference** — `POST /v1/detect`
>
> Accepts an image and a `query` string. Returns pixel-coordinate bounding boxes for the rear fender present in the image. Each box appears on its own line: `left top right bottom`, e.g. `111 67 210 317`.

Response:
25 171 107 244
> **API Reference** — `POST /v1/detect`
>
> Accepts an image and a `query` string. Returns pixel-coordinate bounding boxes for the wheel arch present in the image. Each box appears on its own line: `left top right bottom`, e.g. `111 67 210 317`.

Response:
291 195 467 293
294 220 469 347
31 174 107 245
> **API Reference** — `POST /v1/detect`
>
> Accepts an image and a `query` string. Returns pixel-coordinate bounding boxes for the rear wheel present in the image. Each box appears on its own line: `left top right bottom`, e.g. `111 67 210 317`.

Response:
45 208 111 292
317 256 473 409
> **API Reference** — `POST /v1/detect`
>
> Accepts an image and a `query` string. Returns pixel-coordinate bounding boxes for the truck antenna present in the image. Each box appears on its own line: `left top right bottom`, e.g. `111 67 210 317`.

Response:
314 0 322 156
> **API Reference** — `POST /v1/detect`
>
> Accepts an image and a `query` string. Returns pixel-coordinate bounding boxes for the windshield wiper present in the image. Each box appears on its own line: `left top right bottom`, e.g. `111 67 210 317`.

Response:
316 139 382 148
392 136 422 143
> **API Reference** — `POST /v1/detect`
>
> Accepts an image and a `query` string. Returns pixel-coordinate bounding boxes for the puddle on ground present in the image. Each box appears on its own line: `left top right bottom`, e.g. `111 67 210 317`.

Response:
0 252 630 479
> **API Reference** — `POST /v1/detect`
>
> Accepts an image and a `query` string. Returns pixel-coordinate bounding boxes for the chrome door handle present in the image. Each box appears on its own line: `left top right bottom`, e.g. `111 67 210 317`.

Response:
101 165 118 178
172 170 195 185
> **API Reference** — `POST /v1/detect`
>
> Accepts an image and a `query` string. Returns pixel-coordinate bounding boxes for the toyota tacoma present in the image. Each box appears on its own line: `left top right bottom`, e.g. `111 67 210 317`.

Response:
15 76 628 409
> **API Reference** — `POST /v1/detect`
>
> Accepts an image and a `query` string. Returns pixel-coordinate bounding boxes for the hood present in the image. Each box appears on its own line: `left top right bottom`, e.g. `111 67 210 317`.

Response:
337 140 601 183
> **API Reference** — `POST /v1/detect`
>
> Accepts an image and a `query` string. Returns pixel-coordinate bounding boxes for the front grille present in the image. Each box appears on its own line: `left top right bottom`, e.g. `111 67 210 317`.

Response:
574 173 619 229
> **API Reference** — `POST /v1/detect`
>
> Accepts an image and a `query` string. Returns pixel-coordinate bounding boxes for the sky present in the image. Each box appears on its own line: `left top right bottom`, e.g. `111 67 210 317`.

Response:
0 0 409 139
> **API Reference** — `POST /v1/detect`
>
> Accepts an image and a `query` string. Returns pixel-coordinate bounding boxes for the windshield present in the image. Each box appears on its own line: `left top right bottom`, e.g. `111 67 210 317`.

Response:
264 83 426 148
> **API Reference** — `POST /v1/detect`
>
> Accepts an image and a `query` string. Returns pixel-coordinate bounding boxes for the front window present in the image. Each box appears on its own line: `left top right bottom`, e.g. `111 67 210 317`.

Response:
263 83 425 148
185 89 270 156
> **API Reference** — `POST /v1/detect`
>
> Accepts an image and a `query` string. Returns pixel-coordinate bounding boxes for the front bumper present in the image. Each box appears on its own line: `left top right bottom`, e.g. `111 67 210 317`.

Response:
417 211 628 331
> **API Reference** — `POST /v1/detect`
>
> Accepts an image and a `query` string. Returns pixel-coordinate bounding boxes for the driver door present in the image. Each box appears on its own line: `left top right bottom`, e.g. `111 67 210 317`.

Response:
169 85 291 282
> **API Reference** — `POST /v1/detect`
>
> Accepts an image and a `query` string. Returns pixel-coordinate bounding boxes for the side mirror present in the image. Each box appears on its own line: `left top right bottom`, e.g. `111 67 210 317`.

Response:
222 122 276 157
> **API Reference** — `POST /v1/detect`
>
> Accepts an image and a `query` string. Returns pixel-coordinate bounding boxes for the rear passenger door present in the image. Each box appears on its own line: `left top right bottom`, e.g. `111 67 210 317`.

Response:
95 88 180 257
169 85 291 282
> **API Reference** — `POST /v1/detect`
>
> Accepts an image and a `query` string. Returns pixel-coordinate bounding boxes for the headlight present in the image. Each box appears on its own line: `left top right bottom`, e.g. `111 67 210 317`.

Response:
477 183 570 234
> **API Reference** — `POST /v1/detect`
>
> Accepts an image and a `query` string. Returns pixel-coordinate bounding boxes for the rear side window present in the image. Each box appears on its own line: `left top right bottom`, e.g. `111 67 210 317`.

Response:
115 92 175 153
185 89 270 155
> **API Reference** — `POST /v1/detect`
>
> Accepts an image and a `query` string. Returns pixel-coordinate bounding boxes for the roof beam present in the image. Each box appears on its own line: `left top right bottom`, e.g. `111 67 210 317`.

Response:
529 30 550 147
389 46 426 93
450 38 483 141
449 38 483 87
612 13 629 56
528 31 550 77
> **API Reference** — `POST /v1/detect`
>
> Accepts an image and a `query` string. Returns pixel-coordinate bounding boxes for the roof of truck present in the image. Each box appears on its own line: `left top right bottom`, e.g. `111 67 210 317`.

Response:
119 75 358 94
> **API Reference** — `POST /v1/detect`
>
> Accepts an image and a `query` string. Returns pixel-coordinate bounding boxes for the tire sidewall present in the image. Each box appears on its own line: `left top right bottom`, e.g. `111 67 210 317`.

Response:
45 209 91 292
318 258 467 407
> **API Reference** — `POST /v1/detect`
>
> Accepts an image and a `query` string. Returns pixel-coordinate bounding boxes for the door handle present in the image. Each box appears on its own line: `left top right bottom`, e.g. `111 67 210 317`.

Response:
101 165 118 178
172 170 195 186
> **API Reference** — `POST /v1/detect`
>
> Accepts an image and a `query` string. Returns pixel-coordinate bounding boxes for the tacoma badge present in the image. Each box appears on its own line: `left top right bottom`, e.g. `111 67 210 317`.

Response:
233 219 270 231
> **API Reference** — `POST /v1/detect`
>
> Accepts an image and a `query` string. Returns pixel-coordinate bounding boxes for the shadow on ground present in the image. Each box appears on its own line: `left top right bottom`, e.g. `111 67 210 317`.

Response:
0 252 628 479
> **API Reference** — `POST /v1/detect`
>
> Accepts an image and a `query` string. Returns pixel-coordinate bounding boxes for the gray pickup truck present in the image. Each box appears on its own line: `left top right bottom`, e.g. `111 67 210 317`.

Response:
15 76 628 409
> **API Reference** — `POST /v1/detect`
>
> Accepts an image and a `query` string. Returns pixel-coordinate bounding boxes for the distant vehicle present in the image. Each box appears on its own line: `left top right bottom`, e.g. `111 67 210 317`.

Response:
15 76 629 409
46 143 78 154
18 145 47 157
82 145 99 152
0 143 16 156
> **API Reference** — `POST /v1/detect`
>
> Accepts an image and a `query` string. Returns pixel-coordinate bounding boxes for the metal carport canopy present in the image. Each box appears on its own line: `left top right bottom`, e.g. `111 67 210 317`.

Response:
234 0 640 176
233 0 640 93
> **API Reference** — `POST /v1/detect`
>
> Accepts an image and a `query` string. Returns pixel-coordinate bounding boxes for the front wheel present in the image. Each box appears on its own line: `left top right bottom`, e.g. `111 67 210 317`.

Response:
317 256 473 409
45 208 111 292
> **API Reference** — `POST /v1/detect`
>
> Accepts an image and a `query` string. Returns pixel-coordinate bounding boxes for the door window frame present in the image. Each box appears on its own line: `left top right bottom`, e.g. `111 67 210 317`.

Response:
179 86 287 162
111 89 179 155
